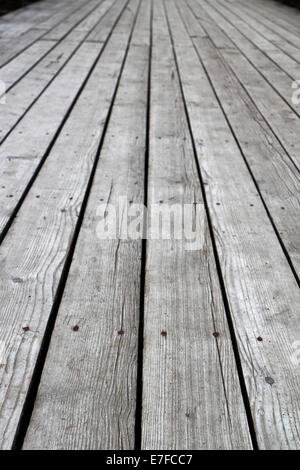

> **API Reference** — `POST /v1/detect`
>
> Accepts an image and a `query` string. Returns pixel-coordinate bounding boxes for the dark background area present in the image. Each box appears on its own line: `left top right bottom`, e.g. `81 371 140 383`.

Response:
278 0 300 7
0 0 39 16
0 1 299 18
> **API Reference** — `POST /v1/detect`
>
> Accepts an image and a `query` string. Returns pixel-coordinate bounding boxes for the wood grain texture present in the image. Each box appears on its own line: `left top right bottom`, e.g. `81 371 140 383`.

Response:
0 0 299 451
233 0 300 52
23 0 147 450
212 0 300 81
141 0 251 450
0 0 67 38
87 0 127 42
240 0 300 32
0 0 115 143
0 0 139 449
197 0 300 115
0 1 92 90
41 0 103 41
181 1 300 277
0 42 101 233
175 0 300 449
190 0 300 172
0 40 57 90
0 0 87 66
32 0 89 32
0 40 87 142
0 0 127 235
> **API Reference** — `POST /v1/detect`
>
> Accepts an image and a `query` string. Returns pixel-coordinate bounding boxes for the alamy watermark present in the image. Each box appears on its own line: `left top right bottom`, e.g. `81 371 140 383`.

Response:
0 340 6 366
291 80 300 105
291 340 300 366
95 196 205 250
0 79 6 105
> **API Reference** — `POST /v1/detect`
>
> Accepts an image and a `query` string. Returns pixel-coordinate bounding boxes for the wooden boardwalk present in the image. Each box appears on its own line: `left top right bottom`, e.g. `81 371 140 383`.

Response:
0 0 299 450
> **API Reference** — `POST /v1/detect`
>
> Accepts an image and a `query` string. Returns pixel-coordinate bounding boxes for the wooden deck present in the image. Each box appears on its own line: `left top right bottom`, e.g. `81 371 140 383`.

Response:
0 0 300 450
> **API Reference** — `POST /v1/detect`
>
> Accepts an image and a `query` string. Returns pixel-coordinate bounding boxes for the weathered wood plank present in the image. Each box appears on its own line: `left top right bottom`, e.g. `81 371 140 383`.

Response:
216 0 300 67
0 40 56 90
0 0 128 235
182 1 300 277
212 0 300 80
0 0 299 451
0 0 117 95
0 0 116 143
71 0 115 36
87 0 128 42
41 0 103 41
0 1 86 88
32 0 88 32
0 43 100 233
0 40 88 142
196 0 300 116
240 0 300 31
0 0 65 38
141 0 251 450
0 0 87 67
0 0 139 450
190 0 300 172
233 0 300 52
239 0 300 36
174 0 300 449
23 0 150 449
241 0 300 32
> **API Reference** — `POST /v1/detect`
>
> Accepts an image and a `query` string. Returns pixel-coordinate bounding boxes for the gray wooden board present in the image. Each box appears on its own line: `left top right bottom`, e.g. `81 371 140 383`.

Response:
0 1 128 234
174 0 300 449
0 0 116 142
141 0 251 450
0 40 57 91
235 0 300 38
71 0 115 35
181 1 300 277
41 0 103 41
32 0 88 32
0 0 66 38
240 0 300 32
232 0 300 52
215 0 300 68
0 0 87 67
198 0 300 115
212 0 300 80
0 1 96 92
0 39 88 143
0 0 140 450
87 0 128 42
0 42 101 233
23 0 150 449
0 0 123 103
0 0 299 451
191 0 300 172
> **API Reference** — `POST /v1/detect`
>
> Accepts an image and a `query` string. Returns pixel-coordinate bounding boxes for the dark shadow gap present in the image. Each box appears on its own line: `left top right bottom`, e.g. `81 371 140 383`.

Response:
134 0 153 452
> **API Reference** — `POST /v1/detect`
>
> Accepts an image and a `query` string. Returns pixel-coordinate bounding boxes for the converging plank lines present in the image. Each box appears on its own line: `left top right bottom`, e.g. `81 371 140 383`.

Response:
0 0 299 450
